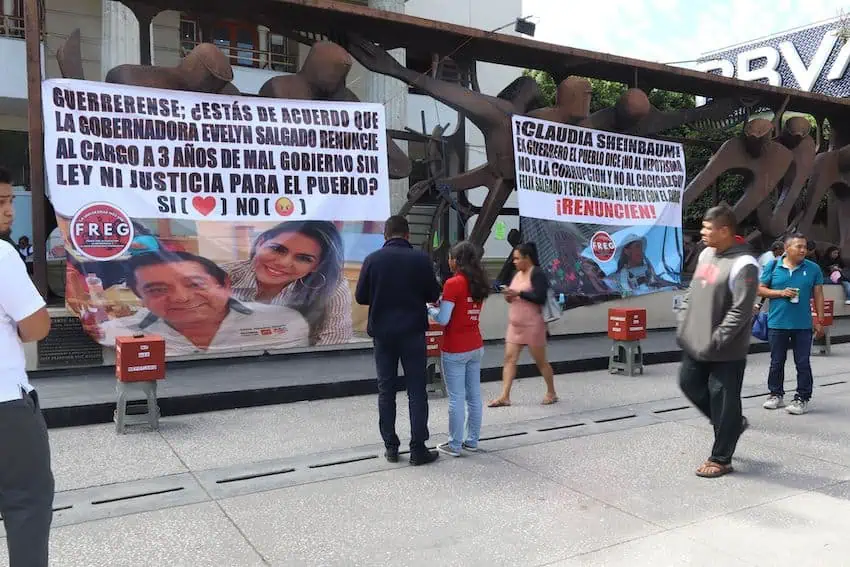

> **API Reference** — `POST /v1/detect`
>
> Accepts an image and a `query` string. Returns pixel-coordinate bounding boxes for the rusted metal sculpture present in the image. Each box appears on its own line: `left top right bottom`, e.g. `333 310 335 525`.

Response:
793 122 850 258
684 118 793 220
756 116 817 239
56 29 240 95
582 87 752 136
348 34 763 247
258 41 411 180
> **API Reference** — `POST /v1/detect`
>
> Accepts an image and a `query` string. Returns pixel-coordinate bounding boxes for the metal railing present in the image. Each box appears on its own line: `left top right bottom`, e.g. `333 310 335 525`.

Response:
180 39 298 73
0 14 24 39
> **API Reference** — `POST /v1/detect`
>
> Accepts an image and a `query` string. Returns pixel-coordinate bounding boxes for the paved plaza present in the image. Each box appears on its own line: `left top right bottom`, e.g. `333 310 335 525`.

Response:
5 346 850 566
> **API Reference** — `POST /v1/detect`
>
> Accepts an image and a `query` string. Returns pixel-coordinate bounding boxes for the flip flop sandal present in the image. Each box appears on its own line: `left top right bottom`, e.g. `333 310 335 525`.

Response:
541 396 559 405
487 399 512 408
695 461 733 478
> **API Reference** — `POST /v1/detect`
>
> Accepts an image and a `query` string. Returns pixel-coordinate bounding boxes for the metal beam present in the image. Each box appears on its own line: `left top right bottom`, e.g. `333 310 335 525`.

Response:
24 0 47 297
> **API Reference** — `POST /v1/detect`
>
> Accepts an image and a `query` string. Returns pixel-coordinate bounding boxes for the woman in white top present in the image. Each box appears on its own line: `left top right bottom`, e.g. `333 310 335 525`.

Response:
225 221 353 345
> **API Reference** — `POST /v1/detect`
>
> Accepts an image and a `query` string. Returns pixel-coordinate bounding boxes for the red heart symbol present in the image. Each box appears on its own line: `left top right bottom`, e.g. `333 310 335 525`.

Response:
192 196 217 216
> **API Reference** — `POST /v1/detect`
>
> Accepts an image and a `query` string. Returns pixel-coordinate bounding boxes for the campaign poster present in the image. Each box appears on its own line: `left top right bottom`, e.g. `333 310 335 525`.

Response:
513 116 685 305
43 79 390 358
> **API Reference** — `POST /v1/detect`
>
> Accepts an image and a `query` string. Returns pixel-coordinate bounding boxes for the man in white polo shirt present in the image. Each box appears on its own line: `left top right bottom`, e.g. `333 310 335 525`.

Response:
0 166 54 567
99 251 310 356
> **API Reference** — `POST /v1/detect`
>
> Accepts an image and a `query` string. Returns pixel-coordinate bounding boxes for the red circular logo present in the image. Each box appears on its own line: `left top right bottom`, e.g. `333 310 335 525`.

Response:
70 203 134 261
590 231 616 262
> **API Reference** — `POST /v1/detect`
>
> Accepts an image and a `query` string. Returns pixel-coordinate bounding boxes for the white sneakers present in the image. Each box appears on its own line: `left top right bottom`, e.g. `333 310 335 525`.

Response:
786 398 810 415
764 395 809 414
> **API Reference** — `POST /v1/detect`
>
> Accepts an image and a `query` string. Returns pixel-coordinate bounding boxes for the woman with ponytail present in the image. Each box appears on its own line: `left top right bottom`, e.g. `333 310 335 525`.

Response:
428 241 490 457
488 241 557 407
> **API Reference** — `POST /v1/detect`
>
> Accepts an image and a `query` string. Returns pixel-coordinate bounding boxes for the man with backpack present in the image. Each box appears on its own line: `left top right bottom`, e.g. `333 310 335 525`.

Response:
758 233 825 415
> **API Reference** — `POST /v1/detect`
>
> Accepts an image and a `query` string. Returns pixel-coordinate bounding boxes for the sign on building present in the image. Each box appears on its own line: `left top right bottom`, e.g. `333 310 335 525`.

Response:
696 17 850 96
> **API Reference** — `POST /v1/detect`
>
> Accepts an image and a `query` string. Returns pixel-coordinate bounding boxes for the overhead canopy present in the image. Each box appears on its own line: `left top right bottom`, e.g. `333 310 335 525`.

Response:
120 0 850 119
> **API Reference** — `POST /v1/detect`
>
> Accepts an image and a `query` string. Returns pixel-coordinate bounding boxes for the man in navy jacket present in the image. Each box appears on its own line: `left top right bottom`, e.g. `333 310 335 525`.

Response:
356 216 442 465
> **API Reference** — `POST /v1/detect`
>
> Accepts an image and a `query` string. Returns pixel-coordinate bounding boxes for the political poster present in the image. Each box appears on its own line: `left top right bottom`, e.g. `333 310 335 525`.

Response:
512 116 685 304
43 78 391 358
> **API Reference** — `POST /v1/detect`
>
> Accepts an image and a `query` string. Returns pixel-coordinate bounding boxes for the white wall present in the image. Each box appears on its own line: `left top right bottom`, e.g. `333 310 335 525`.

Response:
405 0 525 258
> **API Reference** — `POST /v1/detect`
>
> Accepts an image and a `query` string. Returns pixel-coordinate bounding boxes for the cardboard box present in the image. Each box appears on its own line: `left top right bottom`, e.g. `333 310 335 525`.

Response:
811 299 835 327
607 308 647 341
115 335 166 382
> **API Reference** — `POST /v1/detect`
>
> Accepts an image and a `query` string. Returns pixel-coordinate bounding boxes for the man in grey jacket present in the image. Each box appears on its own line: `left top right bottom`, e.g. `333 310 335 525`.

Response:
677 205 760 478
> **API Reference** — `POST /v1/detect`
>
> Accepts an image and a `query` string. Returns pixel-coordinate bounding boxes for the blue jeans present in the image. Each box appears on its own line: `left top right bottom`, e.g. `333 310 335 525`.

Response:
441 348 483 452
841 281 850 300
767 328 814 401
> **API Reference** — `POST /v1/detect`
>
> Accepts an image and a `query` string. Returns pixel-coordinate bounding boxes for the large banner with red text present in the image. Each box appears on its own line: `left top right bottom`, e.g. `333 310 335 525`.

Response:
513 116 684 304
43 78 391 358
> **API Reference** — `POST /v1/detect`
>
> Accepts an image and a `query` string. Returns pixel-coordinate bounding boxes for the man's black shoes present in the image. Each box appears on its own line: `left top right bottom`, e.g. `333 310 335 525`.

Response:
385 447 399 463
409 449 439 466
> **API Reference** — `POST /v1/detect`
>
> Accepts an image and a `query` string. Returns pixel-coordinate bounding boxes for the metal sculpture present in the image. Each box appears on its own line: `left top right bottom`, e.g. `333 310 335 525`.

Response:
56 29 241 95
258 41 411 180
683 118 793 221
348 34 764 247
756 116 817 239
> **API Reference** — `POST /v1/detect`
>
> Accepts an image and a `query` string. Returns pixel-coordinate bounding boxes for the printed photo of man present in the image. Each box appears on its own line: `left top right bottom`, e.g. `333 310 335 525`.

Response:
99 251 310 356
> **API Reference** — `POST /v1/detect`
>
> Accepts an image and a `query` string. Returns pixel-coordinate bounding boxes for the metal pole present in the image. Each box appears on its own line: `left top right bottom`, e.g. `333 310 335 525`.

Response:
24 0 47 297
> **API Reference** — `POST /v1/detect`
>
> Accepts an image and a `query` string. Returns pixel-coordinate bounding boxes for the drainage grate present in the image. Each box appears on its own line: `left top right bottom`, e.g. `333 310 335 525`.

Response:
537 423 585 432
593 414 636 424
309 455 378 469
653 406 691 414
216 468 296 484
742 392 769 400
479 432 528 442
820 381 848 387
91 487 184 506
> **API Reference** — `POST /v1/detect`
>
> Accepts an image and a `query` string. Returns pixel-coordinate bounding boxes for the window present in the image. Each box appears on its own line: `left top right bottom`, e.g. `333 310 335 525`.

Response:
179 17 198 57
0 130 30 187
180 15 299 72
0 0 25 38
269 33 297 73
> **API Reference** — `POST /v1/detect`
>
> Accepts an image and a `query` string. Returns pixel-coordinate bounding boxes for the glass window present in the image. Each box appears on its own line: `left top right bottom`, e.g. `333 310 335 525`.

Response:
0 130 29 187
235 28 255 67
179 18 197 56
269 33 296 73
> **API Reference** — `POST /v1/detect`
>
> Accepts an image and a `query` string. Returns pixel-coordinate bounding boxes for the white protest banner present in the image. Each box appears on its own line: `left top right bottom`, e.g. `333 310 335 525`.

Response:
42 79 392 360
43 79 391 223
512 116 685 228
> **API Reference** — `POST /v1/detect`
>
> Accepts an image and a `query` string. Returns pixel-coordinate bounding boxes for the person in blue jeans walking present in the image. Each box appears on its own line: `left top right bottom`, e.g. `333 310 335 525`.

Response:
428 241 490 457
758 233 825 415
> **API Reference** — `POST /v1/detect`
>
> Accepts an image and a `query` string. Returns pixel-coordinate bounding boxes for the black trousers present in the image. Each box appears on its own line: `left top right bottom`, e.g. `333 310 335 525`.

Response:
678 353 746 465
374 332 430 452
0 390 54 567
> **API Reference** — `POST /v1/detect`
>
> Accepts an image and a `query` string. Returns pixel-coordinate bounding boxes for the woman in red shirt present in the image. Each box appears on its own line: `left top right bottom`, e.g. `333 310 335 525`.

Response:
428 241 490 457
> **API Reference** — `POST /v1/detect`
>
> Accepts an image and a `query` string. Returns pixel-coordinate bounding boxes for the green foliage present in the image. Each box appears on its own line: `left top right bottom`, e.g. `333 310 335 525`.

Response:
522 70 746 228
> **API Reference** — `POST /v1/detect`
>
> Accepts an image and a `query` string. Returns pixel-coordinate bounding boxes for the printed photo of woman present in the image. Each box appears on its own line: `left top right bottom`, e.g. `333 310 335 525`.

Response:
224 221 353 346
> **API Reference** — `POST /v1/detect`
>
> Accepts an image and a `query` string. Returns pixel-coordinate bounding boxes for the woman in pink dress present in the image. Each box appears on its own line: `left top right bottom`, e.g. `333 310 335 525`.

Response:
488 242 558 407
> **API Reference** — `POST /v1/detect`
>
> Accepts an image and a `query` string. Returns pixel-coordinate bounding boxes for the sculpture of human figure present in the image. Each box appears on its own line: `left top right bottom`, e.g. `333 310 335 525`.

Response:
581 87 751 136
348 34 598 245
755 116 816 239
794 121 850 261
683 118 793 223
258 41 412 180
56 29 241 95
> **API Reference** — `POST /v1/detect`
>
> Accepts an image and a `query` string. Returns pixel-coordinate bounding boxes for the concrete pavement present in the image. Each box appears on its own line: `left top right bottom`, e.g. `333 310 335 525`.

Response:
4 346 850 565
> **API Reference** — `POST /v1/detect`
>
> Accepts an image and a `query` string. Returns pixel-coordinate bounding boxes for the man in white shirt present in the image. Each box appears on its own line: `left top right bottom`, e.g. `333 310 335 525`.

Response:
0 167 54 567
99 251 310 356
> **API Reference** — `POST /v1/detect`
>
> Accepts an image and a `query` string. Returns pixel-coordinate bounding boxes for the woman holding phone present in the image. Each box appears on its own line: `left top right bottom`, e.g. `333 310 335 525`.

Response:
428 241 490 457
488 242 557 407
